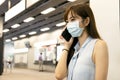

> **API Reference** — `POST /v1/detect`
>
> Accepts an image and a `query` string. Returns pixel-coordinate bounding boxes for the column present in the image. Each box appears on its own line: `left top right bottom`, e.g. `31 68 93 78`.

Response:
0 16 4 75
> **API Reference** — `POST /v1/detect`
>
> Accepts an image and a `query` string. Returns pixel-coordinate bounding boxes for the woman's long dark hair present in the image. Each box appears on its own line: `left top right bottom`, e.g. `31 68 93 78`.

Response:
64 4 101 67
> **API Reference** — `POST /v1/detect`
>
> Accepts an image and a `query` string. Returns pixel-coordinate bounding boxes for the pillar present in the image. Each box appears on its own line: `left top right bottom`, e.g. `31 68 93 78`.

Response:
0 16 4 75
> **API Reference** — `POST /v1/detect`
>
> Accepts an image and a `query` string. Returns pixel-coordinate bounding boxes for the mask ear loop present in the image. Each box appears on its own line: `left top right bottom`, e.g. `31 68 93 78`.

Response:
81 16 90 24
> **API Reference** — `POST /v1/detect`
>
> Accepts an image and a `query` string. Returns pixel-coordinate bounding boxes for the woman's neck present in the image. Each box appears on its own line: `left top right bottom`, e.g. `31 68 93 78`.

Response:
78 31 89 47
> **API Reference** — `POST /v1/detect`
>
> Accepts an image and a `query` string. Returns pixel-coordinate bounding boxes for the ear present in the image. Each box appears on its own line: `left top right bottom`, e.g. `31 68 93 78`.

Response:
84 17 90 27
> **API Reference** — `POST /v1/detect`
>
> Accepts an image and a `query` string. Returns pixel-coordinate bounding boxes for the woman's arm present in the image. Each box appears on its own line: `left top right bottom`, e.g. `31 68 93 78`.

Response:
94 40 109 80
55 35 73 80
55 50 68 80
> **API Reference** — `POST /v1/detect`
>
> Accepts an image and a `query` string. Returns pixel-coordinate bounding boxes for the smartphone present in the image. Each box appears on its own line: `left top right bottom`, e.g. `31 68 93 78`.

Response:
61 28 72 41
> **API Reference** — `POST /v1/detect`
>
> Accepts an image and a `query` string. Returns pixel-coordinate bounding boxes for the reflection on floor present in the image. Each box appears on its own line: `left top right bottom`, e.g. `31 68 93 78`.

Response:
0 68 56 80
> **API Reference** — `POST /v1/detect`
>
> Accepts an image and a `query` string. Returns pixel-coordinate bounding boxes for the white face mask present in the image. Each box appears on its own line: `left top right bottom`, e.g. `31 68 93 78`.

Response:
66 20 84 37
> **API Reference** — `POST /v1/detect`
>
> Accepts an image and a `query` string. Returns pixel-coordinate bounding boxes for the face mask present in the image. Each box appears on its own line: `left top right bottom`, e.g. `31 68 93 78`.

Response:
66 20 84 37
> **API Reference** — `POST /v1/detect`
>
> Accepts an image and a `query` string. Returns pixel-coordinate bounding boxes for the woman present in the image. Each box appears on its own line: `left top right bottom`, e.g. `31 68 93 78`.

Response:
55 4 108 80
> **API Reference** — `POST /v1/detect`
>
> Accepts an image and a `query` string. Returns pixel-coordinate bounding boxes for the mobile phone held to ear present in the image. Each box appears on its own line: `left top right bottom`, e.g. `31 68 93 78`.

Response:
61 28 72 41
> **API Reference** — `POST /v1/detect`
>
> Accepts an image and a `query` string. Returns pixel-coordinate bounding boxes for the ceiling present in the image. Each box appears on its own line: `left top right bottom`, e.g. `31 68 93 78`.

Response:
0 0 89 41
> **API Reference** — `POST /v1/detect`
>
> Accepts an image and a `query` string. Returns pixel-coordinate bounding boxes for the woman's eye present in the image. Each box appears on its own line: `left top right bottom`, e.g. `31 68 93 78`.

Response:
71 18 75 21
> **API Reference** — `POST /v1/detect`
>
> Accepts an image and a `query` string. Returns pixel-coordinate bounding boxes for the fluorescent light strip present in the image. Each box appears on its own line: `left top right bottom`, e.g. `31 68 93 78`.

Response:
11 24 20 28
56 22 66 27
40 27 50 31
29 31 37 35
12 37 18 40
5 39 11 42
5 0 25 22
0 0 5 5
23 17 35 22
27 0 39 8
67 0 76 2
3 29 9 33
19 35 26 38
41 7 56 14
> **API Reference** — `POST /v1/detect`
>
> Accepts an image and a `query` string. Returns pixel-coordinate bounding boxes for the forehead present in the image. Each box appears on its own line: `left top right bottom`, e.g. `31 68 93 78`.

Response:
67 10 82 20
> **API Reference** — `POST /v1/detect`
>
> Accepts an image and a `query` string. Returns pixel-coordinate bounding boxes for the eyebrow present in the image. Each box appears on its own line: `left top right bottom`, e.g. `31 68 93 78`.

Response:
68 16 75 20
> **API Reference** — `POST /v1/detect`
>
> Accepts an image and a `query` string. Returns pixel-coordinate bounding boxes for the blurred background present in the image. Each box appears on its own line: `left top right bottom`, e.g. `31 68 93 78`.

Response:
0 0 119 80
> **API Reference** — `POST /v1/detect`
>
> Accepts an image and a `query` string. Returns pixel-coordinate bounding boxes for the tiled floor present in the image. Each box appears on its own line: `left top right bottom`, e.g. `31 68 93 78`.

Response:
0 68 57 80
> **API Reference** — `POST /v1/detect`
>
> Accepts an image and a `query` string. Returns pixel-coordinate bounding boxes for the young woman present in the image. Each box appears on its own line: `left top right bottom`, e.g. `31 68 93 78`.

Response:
55 4 108 80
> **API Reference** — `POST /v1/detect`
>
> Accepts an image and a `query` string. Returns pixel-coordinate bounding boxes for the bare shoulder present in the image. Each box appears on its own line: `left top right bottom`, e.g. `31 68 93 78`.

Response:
94 39 108 53
93 39 108 63
95 39 107 48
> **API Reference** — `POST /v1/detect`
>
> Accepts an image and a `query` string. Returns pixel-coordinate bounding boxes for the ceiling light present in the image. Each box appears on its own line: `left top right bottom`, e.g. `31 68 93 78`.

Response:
5 39 11 42
3 29 9 33
56 22 66 27
19 35 26 38
40 27 50 31
12 37 18 40
41 7 56 14
29 31 37 35
27 0 39 8
5 0 25 22
0 0 5 5
67 0 76 2
23 17 35 22
11 24 20 28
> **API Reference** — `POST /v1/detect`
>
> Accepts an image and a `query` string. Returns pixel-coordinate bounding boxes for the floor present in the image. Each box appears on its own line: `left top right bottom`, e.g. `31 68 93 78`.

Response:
0 68 58 80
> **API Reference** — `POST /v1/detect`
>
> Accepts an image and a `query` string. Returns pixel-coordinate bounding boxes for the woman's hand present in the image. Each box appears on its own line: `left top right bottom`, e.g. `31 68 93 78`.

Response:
60 34 73 50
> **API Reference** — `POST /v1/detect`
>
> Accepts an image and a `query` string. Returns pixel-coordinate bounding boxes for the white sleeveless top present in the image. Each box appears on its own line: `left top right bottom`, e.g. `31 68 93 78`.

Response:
67 37 97 80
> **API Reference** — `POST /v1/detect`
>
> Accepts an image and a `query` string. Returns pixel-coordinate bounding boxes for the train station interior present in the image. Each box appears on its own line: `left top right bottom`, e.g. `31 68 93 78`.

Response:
0 0 119 80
